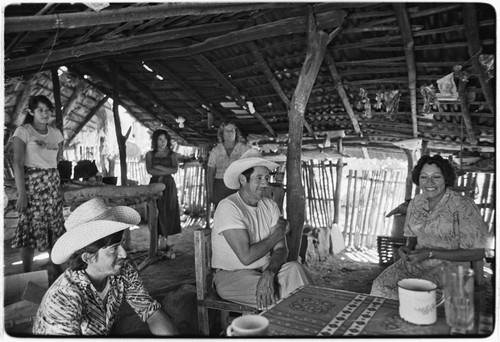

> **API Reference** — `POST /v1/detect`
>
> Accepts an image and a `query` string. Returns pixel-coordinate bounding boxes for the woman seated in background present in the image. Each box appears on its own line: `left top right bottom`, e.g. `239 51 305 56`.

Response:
207 121 249 209
370 154 489 299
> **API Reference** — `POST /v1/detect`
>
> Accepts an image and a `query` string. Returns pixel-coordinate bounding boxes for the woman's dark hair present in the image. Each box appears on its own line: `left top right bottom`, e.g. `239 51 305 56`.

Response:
217 121 242 143
151 129 172 152
67 230 124 271
411 154 456 187
24 95 54 124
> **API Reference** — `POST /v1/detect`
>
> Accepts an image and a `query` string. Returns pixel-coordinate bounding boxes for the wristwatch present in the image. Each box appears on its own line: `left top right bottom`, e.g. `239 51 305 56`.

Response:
428 250 434 259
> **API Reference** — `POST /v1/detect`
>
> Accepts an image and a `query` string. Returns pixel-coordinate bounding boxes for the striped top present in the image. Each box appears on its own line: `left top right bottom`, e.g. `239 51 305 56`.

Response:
33 261 161 336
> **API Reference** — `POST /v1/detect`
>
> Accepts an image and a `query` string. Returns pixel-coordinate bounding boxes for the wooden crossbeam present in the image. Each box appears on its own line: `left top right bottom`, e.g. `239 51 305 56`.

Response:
5 21 241 75
137 10 346 60
193 54 277 137
71 64 189 144
5 3 296 33
246 41 315 137
393 3 418 138
114 64 209 140
324 51 362 136
147 61 228 122
66 95 109 145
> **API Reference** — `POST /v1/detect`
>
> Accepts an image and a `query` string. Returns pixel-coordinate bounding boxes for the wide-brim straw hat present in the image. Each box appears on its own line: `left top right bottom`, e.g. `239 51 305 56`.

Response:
51 198 140 264
224 149 279 190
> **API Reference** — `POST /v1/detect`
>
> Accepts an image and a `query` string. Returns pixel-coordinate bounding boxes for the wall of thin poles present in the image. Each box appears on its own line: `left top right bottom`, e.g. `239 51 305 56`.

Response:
126 160 494 249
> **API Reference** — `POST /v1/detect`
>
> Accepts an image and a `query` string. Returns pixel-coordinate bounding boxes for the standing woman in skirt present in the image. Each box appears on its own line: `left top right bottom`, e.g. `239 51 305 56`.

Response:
145 129 181 250
11 95 66 275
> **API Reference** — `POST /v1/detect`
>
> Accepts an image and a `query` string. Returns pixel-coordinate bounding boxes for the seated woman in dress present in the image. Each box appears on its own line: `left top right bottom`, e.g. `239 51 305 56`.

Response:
370 154 489 299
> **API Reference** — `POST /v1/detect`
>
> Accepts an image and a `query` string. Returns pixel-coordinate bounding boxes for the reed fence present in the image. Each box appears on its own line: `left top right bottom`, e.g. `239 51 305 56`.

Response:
119 160 495 250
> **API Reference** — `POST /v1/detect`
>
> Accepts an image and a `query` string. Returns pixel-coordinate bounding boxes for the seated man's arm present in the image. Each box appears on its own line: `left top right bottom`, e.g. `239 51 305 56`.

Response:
122 262 178 335
256 239 288 309
221 216 287 266
146 309 179 335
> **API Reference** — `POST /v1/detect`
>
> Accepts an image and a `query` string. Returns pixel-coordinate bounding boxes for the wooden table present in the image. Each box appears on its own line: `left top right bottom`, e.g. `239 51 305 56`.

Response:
6 183 166 270
261 285 494 337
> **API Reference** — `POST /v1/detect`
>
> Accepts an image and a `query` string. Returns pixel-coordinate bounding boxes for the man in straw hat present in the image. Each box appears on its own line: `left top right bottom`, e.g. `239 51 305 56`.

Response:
211 149 312 310
33 198 178 336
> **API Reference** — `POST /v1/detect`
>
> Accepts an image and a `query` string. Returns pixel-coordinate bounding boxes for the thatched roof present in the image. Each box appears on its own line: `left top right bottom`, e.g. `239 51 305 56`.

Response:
3 2 496 166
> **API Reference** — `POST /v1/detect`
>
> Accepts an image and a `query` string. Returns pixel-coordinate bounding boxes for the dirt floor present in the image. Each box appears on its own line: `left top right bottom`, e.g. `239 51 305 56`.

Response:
3 215 495 334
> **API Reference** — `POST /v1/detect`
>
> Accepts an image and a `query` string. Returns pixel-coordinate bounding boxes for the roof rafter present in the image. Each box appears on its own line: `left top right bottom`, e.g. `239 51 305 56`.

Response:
5 2 296 33
193 53 277 137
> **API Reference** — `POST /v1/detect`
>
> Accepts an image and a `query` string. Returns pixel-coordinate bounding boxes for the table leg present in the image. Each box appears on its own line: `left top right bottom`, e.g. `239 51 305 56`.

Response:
148 198 158 258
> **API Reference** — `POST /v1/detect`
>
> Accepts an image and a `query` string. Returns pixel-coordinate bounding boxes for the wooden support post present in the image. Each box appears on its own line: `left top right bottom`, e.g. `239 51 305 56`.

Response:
110 61 130 248
458 79 478 145
334 157 343 225
286 7 335 261
393 3 419 138
462 4 495 113
403 148 414 200
50 67 63 132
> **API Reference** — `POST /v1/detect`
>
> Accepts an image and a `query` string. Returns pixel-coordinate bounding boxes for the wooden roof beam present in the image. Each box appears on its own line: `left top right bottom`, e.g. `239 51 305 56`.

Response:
324 52 362 136
5 2 297 33
462 4 495 113
193 54 277 137
72 64 190 144
5 3 57 55
66 95 109 145
113 64 208 140
147 61 228 122
246 41 315 137
138 9 346 59
5 21 242 75
393 3 418 138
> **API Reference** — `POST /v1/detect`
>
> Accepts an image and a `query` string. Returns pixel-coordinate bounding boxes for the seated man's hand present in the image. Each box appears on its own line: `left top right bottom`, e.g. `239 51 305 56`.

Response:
256 269 278 310
274 217 289 236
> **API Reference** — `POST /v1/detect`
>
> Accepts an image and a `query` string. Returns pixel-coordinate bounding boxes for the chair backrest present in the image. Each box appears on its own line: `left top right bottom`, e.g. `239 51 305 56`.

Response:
194 229 213 301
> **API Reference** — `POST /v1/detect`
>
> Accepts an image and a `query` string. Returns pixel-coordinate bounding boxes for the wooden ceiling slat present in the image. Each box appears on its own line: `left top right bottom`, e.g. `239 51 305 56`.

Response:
5 3 296 33
193 54 276 137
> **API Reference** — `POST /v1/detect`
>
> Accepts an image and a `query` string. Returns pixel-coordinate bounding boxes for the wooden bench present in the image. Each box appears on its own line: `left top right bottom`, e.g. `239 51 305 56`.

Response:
194 229 257 336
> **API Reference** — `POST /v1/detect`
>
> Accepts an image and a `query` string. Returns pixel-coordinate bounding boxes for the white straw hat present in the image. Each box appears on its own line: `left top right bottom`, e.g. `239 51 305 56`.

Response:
51 198 140 264
223 149 279 189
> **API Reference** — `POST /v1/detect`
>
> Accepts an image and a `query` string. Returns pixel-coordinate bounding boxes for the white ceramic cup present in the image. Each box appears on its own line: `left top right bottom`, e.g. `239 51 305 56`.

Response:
398 278 437 325
226 315 269 336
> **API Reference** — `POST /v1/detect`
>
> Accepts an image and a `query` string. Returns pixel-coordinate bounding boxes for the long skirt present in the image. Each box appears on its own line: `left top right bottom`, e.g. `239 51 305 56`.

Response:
150 175 181 238
11 167 65 251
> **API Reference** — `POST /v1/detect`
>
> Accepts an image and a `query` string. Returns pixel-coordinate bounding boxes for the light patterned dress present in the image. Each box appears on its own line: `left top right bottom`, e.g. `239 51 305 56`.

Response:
370 188 488 299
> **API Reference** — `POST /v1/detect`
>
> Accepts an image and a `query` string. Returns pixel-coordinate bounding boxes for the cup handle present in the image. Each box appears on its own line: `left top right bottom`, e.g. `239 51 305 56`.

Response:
226 325 233 337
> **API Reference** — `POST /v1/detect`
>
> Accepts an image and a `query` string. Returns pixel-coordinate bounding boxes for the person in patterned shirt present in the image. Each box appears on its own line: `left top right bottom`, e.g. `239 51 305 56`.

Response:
33 198 178 336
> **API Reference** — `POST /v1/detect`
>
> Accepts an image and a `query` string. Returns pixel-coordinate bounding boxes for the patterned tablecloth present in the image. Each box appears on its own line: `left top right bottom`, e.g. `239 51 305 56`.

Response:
261 285 493 337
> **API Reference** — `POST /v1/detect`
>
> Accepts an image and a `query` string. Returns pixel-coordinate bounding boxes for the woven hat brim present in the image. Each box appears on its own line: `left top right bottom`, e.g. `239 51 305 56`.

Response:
51 220 134 264
223 157 279 189
65 205 140 230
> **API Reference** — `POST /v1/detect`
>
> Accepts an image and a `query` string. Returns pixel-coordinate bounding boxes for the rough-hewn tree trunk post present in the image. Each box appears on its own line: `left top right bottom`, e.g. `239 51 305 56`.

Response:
50 67 63 132
110 61 130 248
110 61 128 186
286 7 338 261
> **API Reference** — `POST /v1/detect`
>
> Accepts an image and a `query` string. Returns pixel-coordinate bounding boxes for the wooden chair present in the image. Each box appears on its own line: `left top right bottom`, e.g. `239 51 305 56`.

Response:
194 229 257 336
